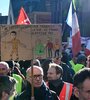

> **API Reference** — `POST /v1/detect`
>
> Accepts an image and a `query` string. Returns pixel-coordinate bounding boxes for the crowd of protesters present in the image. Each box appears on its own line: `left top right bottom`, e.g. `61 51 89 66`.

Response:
0 43 90 100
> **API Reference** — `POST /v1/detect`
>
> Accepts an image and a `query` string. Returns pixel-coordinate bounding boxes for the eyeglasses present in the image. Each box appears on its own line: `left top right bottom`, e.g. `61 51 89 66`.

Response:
30 74 43 80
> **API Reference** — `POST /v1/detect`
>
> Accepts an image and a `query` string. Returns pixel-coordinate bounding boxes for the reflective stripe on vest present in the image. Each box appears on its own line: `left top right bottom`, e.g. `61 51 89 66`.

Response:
46 81 73 100
59 82 73 100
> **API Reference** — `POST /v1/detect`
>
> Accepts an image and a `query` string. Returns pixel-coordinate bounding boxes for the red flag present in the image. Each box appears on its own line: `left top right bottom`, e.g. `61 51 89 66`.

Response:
16 7 31 25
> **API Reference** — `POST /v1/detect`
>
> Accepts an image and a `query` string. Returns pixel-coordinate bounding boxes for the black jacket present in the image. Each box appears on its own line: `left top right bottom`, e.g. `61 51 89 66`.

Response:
48 79 75 100
60 62 73 83
48 79 64 96
14 81 59 100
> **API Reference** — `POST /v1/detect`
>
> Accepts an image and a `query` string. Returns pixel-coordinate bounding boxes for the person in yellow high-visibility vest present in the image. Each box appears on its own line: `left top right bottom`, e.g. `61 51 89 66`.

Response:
73 54 87 73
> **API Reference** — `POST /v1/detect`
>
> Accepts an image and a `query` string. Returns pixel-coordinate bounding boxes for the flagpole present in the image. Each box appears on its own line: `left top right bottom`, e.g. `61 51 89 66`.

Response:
31 59 35 100
16 7 33 98
31 27 35 100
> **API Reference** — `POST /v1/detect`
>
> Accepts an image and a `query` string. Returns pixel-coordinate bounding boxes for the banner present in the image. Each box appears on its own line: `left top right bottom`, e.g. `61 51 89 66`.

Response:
0 24 62 61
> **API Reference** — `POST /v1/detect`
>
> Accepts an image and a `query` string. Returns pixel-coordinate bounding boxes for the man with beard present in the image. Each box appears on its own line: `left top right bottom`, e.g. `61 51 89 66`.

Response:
47 63 73 100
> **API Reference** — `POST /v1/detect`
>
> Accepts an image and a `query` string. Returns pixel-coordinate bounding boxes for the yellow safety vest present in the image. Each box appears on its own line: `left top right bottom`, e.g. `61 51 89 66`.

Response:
12 74 22 94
